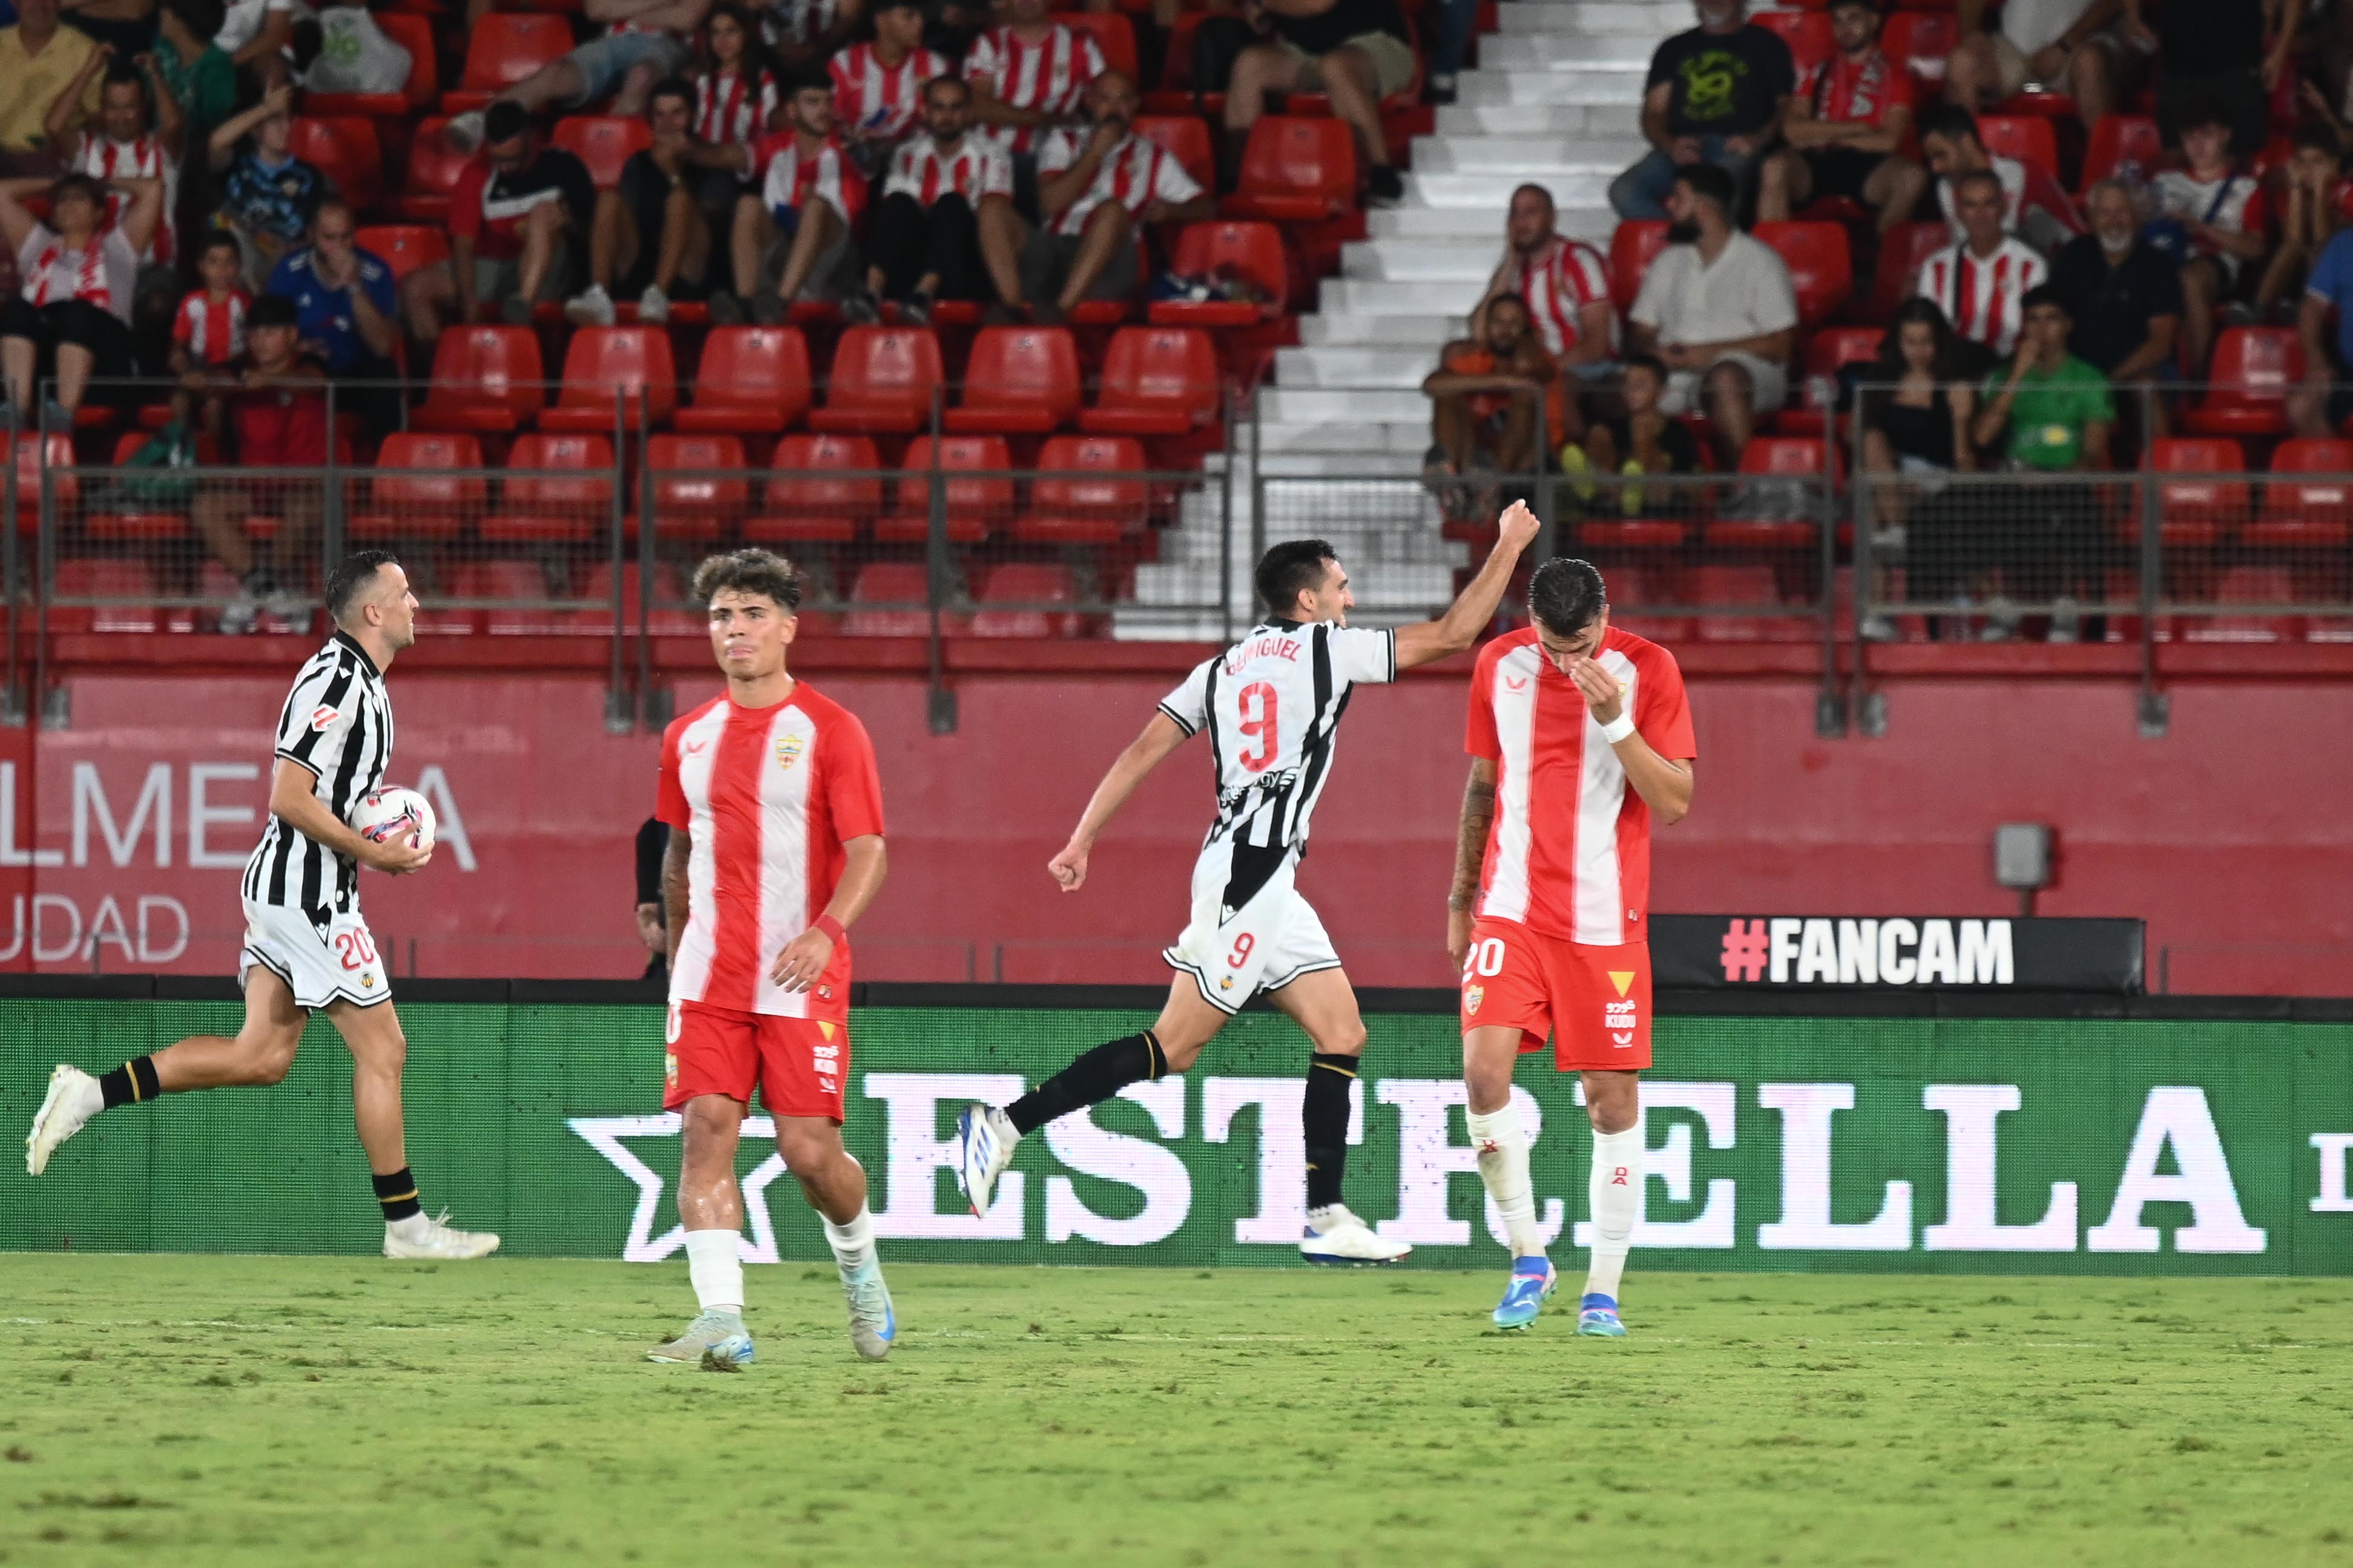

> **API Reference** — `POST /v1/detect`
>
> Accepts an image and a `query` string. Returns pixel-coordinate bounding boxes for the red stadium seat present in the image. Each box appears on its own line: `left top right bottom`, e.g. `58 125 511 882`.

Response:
1879 12 1956 87
1753 8 1834 71
485 433 615 543
582 562 703 635
946 327 1082 435
390 116 476 222
1055 10 1138 77
538 327 678 432
1593 565 1693 644
1018 435 1149 543
1976 115 2061 180
640 435 750 539
51 559 159 635
1151 221 1289 326
1866 221 1950 324
1220 117 1356 221
82 431 193 540
413 324 545 433
443 13 574 112
2179 328 2303 436
450 560 596 637
288 117 384 212
1770 327 1885 435
2080 114 2162 194
1081 327 1221 435
1753 221 1852 325
844 562 961 637
2185 565 2301 643
2251 438 2353 549
1706 438 1840 552
353 224 448 283
676 326 812 434
1607 220 1668 315
2150 437 2248 547
1690 565 1811 641
351 433 487 539
970 563 1086 637
877 436 1013 542
552 116 652 190
1131 114 1215 198
745 434 882 543
1146 13 1225 119
303 11 438 118
9 432 77 531
808 326 945 435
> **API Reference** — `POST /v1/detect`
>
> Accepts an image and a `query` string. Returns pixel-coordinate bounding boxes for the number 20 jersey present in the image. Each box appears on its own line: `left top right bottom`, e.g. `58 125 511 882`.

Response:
1156 618 1398 855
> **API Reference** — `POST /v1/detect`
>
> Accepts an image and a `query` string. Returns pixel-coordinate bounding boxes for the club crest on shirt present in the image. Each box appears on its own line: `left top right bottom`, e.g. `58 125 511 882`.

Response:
309 705 339 731
1464 983 1484 1015
774 733 805 771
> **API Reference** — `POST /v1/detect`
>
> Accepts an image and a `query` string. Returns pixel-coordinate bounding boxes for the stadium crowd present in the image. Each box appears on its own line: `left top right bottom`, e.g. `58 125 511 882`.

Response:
0 0 2346 638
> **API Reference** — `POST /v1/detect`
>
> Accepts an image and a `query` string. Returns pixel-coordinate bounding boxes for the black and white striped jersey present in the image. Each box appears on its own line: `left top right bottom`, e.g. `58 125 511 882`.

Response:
1157 619 1397 855
242 631 395 919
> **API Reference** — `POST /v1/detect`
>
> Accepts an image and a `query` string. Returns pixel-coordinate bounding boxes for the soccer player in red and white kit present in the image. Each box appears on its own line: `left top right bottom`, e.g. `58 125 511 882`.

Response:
1448 558 1695 1336
646 549 895 1370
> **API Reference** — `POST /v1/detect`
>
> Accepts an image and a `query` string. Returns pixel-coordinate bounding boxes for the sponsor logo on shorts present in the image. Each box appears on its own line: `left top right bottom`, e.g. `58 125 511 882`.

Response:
775 734 805 771
1464 983 1484 1015
309 705 339 732
812 1035 840 1096
360 973 375 988
1609 970 1635 997
663 1051 677 1084
1605 995 1637 1049
1218 974 1234 991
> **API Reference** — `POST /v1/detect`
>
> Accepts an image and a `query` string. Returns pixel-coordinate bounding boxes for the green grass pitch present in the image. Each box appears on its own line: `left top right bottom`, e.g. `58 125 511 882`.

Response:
1 1258 2347 1568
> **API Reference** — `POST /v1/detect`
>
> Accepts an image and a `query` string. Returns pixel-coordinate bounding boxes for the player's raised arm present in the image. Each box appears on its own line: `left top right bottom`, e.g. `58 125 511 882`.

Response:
1393 499 1544 670
1047 710 1191 893
268 759 429 874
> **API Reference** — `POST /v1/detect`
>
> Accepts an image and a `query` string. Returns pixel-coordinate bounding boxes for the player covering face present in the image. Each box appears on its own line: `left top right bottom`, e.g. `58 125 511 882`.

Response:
1449 558 1697 1334
953 502 1544 1263
646 549 895 1369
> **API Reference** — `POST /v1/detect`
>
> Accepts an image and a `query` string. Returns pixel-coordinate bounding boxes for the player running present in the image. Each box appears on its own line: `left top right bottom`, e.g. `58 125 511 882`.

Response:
24 551 499 1260
646 549 895 1370
1449 558 1694 1334
954 502 1544 1262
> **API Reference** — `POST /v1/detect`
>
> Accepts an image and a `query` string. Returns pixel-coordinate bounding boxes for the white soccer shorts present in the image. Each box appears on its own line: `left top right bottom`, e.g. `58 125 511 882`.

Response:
1162 839 1343 1014
239 899 392 1010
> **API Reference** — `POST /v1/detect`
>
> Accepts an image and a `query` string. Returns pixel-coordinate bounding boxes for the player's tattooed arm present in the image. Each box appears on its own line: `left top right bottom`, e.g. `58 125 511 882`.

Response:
1446 758 1498 969
662 823 692 968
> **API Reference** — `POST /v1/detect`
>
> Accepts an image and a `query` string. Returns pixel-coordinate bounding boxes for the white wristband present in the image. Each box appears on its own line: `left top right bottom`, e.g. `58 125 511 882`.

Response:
1599 711 1637 745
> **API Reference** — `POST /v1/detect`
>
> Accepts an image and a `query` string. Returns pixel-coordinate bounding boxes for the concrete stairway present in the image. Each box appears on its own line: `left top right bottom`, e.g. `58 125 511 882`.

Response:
1117 0 1691 638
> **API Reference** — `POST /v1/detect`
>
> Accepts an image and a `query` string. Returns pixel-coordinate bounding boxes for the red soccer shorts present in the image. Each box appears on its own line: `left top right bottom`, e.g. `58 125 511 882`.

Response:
1458 918 1653 1071
663 1000 849 1123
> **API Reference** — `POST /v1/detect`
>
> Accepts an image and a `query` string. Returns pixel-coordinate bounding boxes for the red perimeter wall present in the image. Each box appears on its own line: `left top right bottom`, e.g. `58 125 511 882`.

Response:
2 654 2346 994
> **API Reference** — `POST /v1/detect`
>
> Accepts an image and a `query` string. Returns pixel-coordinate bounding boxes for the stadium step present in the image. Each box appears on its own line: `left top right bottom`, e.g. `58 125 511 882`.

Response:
1272 347 1441 389
1363 205 1614 240
1482 32 1662 66
1456 67 1653 107
1435 103 1640 137
1297 313 1461 347
1410 140 1650 176
1406 168 1616 206
1495 1 1713 35
1343 237 1544 282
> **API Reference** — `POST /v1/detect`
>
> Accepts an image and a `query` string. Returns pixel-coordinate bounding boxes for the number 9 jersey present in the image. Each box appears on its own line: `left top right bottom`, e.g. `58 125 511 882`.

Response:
1154 618 1397 1013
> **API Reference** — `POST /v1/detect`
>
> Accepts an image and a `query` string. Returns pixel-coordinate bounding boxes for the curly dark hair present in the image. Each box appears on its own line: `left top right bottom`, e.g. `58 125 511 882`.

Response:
691 549 805 611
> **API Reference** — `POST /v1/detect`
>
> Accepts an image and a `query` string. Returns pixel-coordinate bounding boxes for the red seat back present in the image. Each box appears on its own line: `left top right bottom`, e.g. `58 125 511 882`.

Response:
1097 327 1219 422
1806 327 1884 376
402 116 476 206
552 116 653 190
354 225 449 283
2263 438 2353 517
895 436 1014 518
1752 220 1852 325
374 12 439 111
7 433 76 516
1740 436 1841 481
2153 437 2249 513
960 326 1082 424
1608 220 1669 315
768 433 882 514
1868 221 1952 324
825 326 945 419
1880 13 1956 84
556 327 679 419
970 562 1084 638
373 433 487 509
1131 114 1215 195
693 326 812 421
648 435 749 514
1236 117 1355 212
505 433 616 509
288 117 383 211
2081 114 2162 193
1166 221 1288 312
425 325 545 418
1033 435 1148 516
456 13 574 94
1753 8 1834 71
1055 11 1136 76
2202 327 2303 409
1978 115 2061 180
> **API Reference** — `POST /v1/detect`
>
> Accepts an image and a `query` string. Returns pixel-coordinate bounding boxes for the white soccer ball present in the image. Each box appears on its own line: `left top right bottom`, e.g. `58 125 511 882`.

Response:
350 786 436 851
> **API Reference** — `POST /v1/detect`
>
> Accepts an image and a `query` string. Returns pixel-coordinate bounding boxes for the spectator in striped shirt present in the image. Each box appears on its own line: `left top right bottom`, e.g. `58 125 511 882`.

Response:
963 0 1105 215
1918 102 2082 258
1914 166 2047 375
831 0 946 174
700 71 866 322
567 77 722 327
168 229 246 444
0 168 159 418
693 4 778 148
45 50 185 346
1756 0 1925 237
856 73 1011 321
1472 183 1615 445
2148 97 2266 379
977 68 1213 321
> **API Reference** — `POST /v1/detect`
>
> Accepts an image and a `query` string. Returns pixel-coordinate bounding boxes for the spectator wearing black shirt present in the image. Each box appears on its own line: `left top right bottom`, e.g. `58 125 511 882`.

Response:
2127 0 2297 159
564 77 719 327
2049 177 2181 386
635 817 668 983
1571 353 1703 518
1611 0 1794 222
1223 0 1416 207
400 102 596 337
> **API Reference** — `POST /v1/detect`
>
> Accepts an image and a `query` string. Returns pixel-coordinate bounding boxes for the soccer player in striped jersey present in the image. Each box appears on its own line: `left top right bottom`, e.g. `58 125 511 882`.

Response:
646 549 895 1369
23 552 499 1261
1449 559 1696 1334
955 503 1543 1264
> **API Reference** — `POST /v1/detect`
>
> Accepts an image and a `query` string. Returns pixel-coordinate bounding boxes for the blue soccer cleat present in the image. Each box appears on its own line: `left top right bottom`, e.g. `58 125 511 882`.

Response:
1577 1293 1627 1337
841 1260 895 1361
647 1309 754 1370
1492 1256 1557 1330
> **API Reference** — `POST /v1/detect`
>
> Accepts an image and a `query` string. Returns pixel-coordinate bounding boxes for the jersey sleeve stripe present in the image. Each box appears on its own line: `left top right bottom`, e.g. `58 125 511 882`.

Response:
1155 700 1197 735
1384 628 1398 683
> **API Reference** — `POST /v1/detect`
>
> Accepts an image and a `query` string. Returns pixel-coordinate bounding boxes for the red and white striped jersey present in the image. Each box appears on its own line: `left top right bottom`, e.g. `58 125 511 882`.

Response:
1466 625 1696 946
756 132 867 225
693 68 778 148
1797 46 1913 128
884 133 1012 206
1507 235 1615 359
1915 237 2045 359
963 24 1107 154
16 223 138 322
74 134 177 266
173 287 249 365
1036 126 1200 237
657 685 886 1019
831 43 950 142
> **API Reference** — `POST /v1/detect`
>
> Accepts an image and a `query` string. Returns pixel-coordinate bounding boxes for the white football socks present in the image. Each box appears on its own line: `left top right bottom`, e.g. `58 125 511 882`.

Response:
1467 1103 1548 1259
1585 1125 1644 1301
824 1204 877 1279
683 1228 744 1315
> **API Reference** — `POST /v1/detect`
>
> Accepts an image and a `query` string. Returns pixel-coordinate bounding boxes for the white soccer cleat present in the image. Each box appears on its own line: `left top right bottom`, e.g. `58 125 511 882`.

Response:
382 1211 501 1260
841 1261 895 1360
648 1309 754 1368
25 1065 102 1176
1300 1204 1412 1265
953 1103 1019 1218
